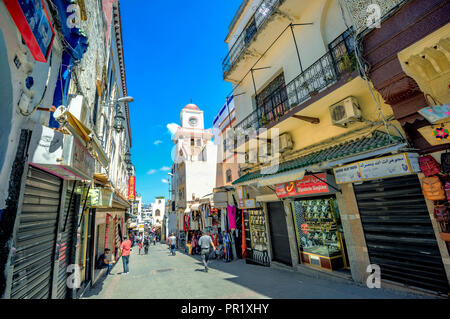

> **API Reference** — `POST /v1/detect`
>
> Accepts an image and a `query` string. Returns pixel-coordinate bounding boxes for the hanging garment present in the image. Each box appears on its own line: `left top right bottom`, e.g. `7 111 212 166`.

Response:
227 205 237 230
221 210 226 230
241 210 247 259
211 233 218 246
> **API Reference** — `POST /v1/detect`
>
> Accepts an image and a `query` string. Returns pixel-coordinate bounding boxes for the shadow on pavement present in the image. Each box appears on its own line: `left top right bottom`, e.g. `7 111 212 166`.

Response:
164 242 437 299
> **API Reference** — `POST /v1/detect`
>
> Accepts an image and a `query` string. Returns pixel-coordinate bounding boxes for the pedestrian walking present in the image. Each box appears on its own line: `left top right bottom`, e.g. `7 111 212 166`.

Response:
144 235 149 255
152 233 156 246
168 232 177 256
198 230 216 272
120 234 132 274
138 239 143 255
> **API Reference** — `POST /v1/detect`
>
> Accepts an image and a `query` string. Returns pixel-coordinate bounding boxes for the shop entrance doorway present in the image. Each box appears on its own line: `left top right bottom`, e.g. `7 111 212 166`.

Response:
267 202 292 266
354 174 449 293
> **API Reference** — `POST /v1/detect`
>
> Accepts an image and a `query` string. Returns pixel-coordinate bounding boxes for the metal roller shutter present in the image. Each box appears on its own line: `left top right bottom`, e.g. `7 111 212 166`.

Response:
267 202 292 266
56 182 79 299
354 175 449 293
10 166 62 299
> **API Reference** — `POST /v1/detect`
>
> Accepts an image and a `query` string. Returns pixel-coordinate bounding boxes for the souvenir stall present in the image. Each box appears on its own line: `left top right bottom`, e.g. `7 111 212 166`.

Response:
236 186 270 266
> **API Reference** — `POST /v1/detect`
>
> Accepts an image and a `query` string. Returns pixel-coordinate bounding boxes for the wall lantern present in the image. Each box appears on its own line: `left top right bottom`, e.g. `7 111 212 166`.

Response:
124 151 131 164
113 109 125 133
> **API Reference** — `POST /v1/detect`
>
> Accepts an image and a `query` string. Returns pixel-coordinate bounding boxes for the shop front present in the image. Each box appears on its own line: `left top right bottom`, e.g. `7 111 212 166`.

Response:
5 123 95 299
334 152 450 293
275 173 348 271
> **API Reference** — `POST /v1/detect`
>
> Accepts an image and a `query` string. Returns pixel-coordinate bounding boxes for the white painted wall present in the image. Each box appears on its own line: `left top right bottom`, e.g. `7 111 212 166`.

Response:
185 141 217 201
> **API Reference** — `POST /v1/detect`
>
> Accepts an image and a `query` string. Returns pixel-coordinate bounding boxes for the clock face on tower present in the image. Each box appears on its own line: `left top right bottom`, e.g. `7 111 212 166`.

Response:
188 117 198 127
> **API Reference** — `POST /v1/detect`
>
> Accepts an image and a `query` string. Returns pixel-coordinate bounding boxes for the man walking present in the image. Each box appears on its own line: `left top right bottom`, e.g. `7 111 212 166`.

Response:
120 234 132 274
168 233 177 256
198 230 215 272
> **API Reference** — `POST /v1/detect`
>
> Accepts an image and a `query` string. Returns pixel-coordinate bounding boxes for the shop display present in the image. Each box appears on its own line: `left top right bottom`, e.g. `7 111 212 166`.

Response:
292 197 346 270
248 209 268 250
244 208 270 267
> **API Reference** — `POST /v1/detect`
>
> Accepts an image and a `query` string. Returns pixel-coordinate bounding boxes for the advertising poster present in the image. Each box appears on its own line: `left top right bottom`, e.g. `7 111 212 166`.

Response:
4 0 55 62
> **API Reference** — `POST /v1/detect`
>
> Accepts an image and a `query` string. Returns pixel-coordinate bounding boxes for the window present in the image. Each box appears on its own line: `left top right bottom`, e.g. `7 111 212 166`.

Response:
92 90 99 127
226 169 232 183
191 138 194 146
155 209 160 217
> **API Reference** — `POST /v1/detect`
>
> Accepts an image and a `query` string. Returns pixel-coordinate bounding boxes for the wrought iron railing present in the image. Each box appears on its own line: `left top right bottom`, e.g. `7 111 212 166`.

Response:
232 29 356 145
222 0 282 76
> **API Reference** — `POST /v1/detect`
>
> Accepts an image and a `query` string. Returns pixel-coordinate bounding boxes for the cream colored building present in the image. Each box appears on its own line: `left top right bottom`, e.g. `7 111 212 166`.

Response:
223 0 419 288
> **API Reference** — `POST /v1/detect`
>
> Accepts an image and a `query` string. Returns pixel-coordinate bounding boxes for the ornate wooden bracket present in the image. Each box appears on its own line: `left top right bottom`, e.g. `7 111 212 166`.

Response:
292 115 320 124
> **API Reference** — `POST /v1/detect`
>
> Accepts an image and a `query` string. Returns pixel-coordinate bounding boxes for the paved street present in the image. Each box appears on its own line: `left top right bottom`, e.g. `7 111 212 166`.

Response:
83 243 435 299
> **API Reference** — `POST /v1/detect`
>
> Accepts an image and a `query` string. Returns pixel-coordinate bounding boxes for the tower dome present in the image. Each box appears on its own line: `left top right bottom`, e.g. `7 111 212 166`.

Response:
184 103 200 111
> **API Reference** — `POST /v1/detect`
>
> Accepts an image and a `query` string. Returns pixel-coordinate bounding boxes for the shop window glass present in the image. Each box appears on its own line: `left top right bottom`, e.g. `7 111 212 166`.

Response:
291 197 346 265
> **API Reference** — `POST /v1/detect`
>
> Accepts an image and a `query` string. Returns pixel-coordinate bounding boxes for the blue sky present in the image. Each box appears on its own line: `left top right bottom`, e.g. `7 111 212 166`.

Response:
120 1 242 205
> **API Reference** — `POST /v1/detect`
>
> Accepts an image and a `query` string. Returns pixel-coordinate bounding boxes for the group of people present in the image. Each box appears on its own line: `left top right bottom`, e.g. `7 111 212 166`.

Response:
96 231 160 276
97 230 219 276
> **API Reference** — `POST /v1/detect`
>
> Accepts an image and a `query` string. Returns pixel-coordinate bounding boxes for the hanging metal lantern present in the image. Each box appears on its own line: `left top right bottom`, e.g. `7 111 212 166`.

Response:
124 151 131 164
113 109 125 133
127 163 133 174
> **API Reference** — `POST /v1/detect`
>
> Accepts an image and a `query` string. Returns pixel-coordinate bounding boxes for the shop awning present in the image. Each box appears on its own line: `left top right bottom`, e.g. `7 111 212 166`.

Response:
233 131 406 186
53 106 110 170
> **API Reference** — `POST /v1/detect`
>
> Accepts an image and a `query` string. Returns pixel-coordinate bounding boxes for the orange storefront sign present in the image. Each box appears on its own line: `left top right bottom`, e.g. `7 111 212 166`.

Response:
128 176 135 200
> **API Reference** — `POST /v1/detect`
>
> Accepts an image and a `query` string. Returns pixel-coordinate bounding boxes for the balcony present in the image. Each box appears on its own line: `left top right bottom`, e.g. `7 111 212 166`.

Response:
223 0 282 78
233 30 357 143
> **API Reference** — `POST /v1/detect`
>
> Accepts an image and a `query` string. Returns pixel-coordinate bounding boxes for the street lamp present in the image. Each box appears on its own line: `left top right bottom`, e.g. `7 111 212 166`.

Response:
124 151 131 164
113 109 125 132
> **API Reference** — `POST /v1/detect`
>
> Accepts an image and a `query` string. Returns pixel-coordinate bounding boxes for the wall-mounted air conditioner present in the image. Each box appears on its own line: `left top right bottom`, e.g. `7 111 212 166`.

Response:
67 94 91 128
329 96 362 127
279 132 293 153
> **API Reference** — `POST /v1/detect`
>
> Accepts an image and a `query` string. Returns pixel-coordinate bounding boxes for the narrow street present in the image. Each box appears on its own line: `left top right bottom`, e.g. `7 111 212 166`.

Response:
83 243 434 299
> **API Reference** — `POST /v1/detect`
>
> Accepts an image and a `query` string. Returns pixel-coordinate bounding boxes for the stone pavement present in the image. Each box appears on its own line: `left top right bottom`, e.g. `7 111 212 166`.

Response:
82 243 436 299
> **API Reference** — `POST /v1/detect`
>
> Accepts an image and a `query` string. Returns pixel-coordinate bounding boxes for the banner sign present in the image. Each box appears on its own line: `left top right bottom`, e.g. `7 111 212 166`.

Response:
4 0 55 62
333 153 419 184
128 176 135 200
275 173 330 199
295 173 329 195
275 184 288 198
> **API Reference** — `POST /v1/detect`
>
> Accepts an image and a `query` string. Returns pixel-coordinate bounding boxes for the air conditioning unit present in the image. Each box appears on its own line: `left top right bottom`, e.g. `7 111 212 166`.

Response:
279 133 293 153
245 149 258 164
329 96 362 127
67 94 91 128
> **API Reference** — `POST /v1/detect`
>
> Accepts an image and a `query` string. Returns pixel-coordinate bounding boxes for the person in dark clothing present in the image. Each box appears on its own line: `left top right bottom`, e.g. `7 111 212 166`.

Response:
96 248 115 275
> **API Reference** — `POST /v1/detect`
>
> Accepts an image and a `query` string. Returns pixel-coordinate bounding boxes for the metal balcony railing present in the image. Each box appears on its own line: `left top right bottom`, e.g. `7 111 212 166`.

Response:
231 29 357 146
222 0 282 77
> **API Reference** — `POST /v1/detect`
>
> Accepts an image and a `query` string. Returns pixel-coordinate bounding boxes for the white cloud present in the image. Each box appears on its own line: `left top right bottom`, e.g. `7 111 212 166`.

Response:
154 140 163 145
161 179 169 184
167 123 179 138
147 169 157 175
160 166 170 171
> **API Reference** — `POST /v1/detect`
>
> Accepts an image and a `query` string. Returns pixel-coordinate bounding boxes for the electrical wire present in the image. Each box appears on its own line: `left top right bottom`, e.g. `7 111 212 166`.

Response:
337 0 412 147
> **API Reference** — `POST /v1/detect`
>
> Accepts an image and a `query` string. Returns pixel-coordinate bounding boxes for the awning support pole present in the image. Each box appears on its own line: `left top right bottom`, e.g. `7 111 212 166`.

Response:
306 171 341 193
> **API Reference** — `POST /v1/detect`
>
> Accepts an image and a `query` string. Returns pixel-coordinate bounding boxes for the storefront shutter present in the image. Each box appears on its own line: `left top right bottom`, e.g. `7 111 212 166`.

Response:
354 175 449 293
10 167 62 299
56 182 80 299
267 202 292 266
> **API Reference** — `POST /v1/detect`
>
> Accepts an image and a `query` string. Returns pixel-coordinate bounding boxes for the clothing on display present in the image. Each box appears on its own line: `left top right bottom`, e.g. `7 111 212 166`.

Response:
227 205 237 230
